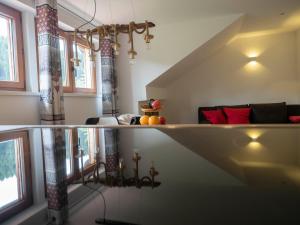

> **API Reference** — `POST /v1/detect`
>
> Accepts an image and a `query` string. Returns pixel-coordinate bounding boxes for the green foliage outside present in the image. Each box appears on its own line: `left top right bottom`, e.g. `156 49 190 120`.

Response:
73 45 87 88
0 140 16 181
65 130 71 160
78 128 89 156
0 36 10 81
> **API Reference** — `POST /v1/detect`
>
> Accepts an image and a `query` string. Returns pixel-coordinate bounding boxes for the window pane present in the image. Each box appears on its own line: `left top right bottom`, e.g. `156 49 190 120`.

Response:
65 130 72 176
78 128 95 169
59 38 68 87
73 44 93 89
0 139 22 209
0 15 17 82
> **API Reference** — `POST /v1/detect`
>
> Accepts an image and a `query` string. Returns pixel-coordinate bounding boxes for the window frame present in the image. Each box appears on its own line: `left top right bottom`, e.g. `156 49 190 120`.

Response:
58 31 73 93
67 128 100 183
37 29 97 94
0 3 26 91
42 128 100 185
0 131 32 223
70 37 97 94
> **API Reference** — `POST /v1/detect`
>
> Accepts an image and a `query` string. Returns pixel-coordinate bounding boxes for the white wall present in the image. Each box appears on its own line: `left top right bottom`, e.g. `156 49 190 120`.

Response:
162 31 300 123
0 1 102 125
116 14 243 114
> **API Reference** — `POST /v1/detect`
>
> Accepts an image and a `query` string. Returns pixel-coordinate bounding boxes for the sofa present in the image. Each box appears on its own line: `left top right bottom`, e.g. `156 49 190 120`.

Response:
198 102 300 124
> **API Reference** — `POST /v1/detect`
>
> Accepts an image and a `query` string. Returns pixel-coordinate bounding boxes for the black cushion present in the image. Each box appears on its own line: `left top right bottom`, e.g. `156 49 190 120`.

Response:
198 106 217 124
250 102 288 123
85 117 99 125
287 105 300 116
130 116 141 125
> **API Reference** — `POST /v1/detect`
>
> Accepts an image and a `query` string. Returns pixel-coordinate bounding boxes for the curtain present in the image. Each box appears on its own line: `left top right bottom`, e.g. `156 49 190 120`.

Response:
101 37 119 176
36 0 68 224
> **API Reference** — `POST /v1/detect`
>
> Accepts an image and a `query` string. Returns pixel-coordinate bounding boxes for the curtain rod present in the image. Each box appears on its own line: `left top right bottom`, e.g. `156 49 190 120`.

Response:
57 2 97 28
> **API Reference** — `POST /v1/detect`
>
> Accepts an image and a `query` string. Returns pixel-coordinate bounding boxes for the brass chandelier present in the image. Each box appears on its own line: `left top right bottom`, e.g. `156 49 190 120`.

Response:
70 20 155 65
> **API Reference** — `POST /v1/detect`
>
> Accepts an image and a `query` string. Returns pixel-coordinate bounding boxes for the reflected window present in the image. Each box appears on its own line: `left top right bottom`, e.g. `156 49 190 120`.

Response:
78 128 97 169
65 129 73 177
58 129 99 184
0 131 32 223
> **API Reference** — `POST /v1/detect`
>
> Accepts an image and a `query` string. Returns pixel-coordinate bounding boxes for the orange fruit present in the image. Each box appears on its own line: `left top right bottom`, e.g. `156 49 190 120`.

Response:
148 116 160 125
140 115 149 125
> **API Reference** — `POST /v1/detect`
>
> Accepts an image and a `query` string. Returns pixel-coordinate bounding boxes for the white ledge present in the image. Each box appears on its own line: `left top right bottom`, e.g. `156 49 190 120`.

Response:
1 124 300 133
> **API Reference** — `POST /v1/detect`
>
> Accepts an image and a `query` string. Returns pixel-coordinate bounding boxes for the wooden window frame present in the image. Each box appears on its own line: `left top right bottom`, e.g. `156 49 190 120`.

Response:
70 37 97 94
0 3 25 91
58 32 73 93
67 128 100 183
37 29 97 94
0 131 32 223
42 128 100 185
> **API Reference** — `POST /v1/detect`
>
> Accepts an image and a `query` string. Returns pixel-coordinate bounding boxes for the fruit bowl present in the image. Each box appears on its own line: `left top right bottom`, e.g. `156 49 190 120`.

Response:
140 108 161 113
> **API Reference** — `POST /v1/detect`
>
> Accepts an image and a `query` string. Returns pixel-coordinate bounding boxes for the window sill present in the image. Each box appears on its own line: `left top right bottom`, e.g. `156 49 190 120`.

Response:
0 91 39 96
63 93 101 98
0 91 101 98
2 182 104 225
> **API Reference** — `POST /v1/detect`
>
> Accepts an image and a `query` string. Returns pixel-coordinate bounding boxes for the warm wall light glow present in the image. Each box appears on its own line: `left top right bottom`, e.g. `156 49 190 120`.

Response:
283 13 300 29
248 141 262 151
248 60 258 67
246 51 260 58
244 61 263 72
246 129 264 140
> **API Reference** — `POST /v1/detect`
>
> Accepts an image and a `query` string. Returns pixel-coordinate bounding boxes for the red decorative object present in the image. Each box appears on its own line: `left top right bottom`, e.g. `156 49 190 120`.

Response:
289 116 300 123
151 100 161 110
202 109 227 124
223 108 251 124
159 116 166 124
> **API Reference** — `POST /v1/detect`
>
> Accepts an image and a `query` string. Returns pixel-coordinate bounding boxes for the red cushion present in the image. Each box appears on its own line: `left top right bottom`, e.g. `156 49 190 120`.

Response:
289 116 300 123
223 107 251 124
202 110 227 124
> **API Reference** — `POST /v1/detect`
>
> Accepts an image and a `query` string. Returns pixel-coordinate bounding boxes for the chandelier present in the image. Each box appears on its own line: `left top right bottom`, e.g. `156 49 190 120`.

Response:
61 0 156 65
71 20 155 65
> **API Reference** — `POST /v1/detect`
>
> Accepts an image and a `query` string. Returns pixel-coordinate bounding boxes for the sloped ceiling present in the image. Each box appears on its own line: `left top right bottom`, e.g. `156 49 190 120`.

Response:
62 0 300 33
147 15 244 88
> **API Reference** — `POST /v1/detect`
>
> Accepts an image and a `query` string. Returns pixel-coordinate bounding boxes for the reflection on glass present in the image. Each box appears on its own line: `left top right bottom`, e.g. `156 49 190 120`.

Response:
65 130 72 176
73 44 92 89
78 128 96 169
59 37 68 87
0 15 17 82
0 138 23 209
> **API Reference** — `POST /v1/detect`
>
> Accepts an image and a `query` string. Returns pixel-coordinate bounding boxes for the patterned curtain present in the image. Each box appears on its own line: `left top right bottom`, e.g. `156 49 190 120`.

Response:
101 37 119 176
36 0 68 224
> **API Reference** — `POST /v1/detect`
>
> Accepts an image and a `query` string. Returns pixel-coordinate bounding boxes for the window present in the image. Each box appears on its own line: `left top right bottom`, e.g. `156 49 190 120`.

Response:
37 29 97 93
0 131 32 223
44 129 99 184
65 129 73 177
0 3 25 91
77 128 97 169
72 41 96 93
59 37 70 88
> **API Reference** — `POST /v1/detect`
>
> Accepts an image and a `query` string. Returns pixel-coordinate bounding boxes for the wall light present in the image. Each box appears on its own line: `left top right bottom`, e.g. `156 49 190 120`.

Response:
246 129 264 151
246 129 264 140
248 56 258 65
248 141 262 151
